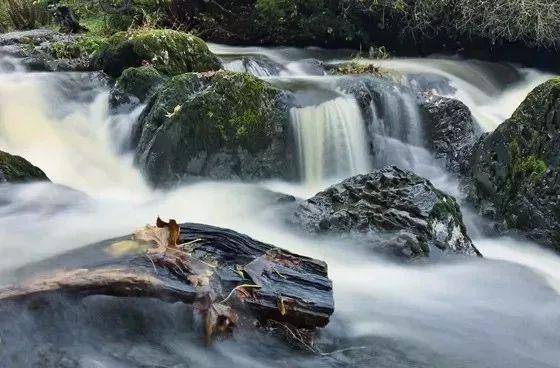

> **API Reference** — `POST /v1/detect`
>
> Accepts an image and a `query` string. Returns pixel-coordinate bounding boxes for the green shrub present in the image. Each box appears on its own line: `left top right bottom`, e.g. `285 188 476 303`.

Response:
351 0 560 47
250 0 560 48
1 0 51 31
254 0 362 44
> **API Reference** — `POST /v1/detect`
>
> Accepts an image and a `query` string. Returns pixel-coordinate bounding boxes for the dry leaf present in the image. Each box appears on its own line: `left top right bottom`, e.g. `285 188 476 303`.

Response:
187 272 211 287
156 217 180 248
133 225 170 254
204 303 238 345
277 295 286 316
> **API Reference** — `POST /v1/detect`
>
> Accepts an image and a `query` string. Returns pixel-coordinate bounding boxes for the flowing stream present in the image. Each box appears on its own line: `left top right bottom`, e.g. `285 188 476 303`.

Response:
290 96 370 187
0 46 559 367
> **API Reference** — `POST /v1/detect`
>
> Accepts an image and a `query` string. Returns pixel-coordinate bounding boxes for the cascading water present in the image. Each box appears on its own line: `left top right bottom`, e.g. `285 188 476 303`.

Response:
1 45 560 368
350 57 555 130
290 96 371 188
0 68 148 199
358 80 454 186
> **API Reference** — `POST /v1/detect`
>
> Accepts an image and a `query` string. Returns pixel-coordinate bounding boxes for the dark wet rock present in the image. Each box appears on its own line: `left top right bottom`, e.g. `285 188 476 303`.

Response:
132 70 295 187
108 86 141 115
95 29 221 78
337 76 409 127
0 29 57 46
421 94 481 176
0 29 96 72
0 150 49 183
293 166 481 260
404 73 456 95
469 78 560 252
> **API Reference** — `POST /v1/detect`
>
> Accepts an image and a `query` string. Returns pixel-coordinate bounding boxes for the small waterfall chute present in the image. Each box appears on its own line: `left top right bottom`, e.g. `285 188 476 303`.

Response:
290 96 371 188
367 85 426 169
0 70 148 199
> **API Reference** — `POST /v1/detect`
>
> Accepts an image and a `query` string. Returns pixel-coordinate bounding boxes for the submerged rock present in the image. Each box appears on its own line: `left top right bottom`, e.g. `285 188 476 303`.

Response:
96 29 221 77
0 150 49 183
469 78 560 251
421 94 481 176
133 70 295 187
293 167 480 260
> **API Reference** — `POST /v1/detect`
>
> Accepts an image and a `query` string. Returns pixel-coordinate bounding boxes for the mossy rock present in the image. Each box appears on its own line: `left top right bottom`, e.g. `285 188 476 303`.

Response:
325 62 388 76
96 29 221 78
0 150 49 183
133 70 295 187
41 34 108 66
116 66 167 101
293 166 480 260
470 78 560 251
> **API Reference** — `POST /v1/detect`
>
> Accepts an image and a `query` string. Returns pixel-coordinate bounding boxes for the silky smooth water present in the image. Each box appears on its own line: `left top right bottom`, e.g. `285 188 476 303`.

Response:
0 48 559 368
290 96 370 188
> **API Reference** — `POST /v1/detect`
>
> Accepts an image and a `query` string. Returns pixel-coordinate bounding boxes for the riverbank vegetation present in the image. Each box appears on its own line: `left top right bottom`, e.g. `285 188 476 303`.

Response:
2 0 560 64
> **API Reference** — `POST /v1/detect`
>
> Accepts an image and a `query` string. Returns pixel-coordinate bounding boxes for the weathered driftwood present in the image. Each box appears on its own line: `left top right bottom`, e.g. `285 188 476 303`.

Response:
0 223 334 340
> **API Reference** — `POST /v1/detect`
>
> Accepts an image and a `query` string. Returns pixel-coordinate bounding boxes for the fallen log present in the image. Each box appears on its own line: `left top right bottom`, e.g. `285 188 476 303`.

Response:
0 222 334 345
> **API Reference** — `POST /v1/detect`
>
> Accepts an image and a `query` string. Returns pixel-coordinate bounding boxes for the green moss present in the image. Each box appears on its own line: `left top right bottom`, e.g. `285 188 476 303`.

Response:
77 34 109 56
116 66 166 100
158 71 282 151
135 70 288 186
328 62 386 76
97 29 221 77
50 41 80 59
0 150 49 183
518 155 547 182
430 195 461 222
509 78 560 126
81 17 108 35
48 34 108 60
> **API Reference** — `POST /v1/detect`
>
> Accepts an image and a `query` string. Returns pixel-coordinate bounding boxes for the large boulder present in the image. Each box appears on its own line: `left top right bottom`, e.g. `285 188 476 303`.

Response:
96 29 221 77
421 94 480 176
133 71 295 187
292 166 480 260
0 150 49 183
470 78 560 251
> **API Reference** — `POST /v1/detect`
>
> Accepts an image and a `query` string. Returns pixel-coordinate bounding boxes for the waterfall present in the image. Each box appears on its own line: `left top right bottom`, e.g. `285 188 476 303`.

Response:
290 96 371 188
0 69 148 199
363 83 453 185
367 86 425 167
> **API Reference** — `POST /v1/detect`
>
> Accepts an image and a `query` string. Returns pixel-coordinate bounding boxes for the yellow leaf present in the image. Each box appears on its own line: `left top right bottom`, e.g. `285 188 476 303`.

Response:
277 295 286 316
133 225 170 254
105 240 149 257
